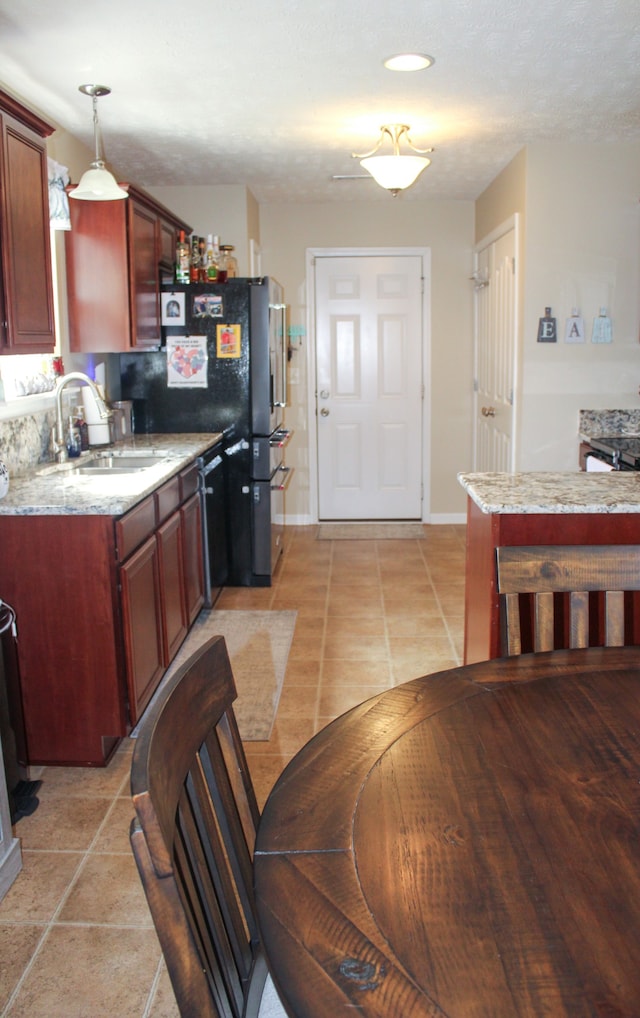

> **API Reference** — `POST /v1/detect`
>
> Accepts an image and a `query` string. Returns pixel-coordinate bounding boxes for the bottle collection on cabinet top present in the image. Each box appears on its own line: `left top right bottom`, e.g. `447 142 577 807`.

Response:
176 231 238 284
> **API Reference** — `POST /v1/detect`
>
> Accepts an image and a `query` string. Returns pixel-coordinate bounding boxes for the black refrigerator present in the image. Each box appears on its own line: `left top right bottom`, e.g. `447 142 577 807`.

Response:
119 276 290 588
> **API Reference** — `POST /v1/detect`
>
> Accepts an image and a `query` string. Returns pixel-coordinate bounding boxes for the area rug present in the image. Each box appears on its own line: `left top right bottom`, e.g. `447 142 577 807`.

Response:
317 523 425 540
131 609 297 742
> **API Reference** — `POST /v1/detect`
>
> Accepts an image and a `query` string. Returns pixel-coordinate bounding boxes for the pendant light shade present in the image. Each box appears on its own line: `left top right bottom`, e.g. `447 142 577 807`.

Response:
68 85 127 202
353 124 433 197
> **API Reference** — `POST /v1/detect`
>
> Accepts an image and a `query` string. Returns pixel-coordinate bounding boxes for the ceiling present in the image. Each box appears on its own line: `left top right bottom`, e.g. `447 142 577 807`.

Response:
1 0 639 203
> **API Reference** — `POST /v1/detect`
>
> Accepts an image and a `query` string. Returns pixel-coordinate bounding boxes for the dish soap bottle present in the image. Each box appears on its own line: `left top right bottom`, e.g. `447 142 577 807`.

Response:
66 415 82 458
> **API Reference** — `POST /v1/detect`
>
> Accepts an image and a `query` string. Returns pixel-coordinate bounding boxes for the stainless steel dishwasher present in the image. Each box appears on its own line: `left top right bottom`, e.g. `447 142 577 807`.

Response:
197 444 228 607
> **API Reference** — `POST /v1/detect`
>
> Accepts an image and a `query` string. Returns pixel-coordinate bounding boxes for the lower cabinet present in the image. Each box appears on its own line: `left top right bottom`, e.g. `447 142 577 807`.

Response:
120 534 165 726
118 470 204 727
0 459 205 766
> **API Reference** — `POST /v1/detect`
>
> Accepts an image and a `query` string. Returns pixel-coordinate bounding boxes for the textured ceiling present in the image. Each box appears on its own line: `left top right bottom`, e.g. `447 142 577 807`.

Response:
0 0 639 203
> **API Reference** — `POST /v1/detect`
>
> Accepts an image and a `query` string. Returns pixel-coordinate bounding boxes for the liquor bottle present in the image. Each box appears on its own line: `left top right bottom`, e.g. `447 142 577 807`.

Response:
205 234 218 282
176 230 190 284
219 244 238 279
189 235 201 284
198 237 207 282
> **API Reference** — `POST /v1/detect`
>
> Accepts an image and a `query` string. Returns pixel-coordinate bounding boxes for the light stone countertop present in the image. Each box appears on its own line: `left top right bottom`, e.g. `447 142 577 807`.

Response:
0 434 222 516
458 471 640 515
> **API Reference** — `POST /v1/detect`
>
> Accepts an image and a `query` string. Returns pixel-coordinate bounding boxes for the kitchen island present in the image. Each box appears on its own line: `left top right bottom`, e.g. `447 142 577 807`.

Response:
0 434 221 767
459 471 640 663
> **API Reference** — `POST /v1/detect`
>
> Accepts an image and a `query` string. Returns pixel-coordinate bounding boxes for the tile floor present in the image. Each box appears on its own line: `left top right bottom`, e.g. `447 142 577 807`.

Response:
0 523 466 1017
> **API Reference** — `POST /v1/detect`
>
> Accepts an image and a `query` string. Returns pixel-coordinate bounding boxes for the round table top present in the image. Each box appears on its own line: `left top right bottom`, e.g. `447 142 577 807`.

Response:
254 646 640 1017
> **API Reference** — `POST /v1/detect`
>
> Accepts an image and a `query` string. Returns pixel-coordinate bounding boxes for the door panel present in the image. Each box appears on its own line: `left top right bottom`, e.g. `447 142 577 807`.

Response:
315 255 423 520
473 224 517 471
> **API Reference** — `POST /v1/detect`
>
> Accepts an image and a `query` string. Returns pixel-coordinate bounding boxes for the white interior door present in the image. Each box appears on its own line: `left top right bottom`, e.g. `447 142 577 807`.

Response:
314 254 424 520
473 220 518 471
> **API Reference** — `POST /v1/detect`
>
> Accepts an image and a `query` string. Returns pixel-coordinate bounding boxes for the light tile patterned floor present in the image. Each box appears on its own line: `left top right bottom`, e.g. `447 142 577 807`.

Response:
0 523 466 1016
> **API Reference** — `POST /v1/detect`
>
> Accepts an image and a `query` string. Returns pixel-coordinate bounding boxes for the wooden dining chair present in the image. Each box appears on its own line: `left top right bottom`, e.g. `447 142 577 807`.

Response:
130 635 287 1018
495 544 640 655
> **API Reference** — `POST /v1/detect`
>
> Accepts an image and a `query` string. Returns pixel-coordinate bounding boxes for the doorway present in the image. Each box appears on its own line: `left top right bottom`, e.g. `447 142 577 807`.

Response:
307 248 430 521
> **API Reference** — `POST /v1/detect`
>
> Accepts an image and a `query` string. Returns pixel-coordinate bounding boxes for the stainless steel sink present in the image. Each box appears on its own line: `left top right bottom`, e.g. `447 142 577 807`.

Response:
37 450 175 477
71 455 167 474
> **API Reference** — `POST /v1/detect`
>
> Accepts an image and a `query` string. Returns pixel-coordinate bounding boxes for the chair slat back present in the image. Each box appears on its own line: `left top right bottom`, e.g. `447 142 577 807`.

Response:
130 636 266 1018
496 545 640 656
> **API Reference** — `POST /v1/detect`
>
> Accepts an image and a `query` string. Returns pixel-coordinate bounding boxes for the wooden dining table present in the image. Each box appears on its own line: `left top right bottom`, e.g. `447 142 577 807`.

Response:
254 646 640 1017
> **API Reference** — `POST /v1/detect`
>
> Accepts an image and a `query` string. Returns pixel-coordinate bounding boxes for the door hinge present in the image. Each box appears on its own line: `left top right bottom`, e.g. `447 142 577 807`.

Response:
512 257 516 274
473 378 479 392
421 276 425 294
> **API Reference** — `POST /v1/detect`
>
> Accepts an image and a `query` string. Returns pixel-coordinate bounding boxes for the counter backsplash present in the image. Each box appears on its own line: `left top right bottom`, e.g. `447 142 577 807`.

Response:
579 409 640 439
0 407 56 477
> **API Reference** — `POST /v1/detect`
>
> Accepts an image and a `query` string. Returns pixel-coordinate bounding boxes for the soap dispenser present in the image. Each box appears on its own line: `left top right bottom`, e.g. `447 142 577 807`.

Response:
66 415 82 458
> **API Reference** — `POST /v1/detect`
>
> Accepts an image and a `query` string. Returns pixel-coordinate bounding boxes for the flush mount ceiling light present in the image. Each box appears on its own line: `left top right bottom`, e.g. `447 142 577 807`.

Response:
352 124 433 197
384 53 435 72
68 85 128 201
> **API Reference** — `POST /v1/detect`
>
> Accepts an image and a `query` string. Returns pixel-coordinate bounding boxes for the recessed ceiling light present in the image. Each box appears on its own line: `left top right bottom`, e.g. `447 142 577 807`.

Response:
384 53 435 72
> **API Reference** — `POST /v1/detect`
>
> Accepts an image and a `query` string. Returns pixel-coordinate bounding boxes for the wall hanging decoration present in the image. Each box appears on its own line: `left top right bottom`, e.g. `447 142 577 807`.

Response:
537 307 557 343
592 307 612 343
564 307 585 343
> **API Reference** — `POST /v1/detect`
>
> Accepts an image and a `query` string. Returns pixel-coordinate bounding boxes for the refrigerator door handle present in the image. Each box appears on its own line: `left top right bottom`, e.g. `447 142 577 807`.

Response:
271 301 287 408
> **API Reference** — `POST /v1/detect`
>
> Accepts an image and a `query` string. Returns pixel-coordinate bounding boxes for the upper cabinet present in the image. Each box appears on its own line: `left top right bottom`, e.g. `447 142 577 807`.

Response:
0 90 56 354
65 184 191 353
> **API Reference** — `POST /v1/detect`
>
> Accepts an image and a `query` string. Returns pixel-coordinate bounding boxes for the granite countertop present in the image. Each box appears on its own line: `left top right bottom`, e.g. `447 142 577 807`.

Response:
0 433 222 516
458 471 640 515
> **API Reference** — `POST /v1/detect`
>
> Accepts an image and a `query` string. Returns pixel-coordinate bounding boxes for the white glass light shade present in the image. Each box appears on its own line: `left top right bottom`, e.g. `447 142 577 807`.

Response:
68 164 128 201
360 154 431 193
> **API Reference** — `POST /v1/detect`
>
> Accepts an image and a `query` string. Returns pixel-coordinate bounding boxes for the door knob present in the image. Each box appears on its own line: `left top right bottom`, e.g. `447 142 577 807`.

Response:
320 408 330 417
481 406 496 417
319 390 330 399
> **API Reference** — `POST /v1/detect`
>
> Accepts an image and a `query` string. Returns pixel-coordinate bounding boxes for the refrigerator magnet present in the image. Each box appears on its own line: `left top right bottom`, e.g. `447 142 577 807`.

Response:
193 293 223 318
161 291 186 326
217 324 241 359
166 336 208 387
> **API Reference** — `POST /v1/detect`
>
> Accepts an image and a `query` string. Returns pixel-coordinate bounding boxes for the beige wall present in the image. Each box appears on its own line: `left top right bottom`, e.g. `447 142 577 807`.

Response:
258 199 475 521
521 142 640 470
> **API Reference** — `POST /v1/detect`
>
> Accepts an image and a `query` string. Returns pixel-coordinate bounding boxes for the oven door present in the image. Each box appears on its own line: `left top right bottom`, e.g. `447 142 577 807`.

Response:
585 451 616 472
585 450 635 472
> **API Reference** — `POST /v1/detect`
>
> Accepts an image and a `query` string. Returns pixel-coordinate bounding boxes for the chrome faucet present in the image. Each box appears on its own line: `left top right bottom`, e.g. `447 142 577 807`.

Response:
53 372 112 462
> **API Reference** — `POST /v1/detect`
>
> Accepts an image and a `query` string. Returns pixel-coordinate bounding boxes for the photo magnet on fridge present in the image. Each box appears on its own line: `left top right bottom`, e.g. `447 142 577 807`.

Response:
161 291 186 326
217 324 241 359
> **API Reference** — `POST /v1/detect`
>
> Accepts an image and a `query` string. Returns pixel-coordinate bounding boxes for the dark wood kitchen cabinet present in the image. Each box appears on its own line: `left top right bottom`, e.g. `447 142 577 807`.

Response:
0 459 204 766
65 183 191 353
0 90 55 354
118 471 203 727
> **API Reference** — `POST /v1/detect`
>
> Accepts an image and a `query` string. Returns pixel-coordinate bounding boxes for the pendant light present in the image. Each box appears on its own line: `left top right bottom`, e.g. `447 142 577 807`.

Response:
352 124 433 197
68 85 128 201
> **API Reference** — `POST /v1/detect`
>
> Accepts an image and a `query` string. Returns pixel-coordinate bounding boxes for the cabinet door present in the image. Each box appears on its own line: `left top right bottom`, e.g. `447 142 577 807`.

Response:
158 217 177 270
181 492 204 625
157 510 188 663
66 198 130 353
0 114 55 352
128 199 161 348
120 534 164 725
